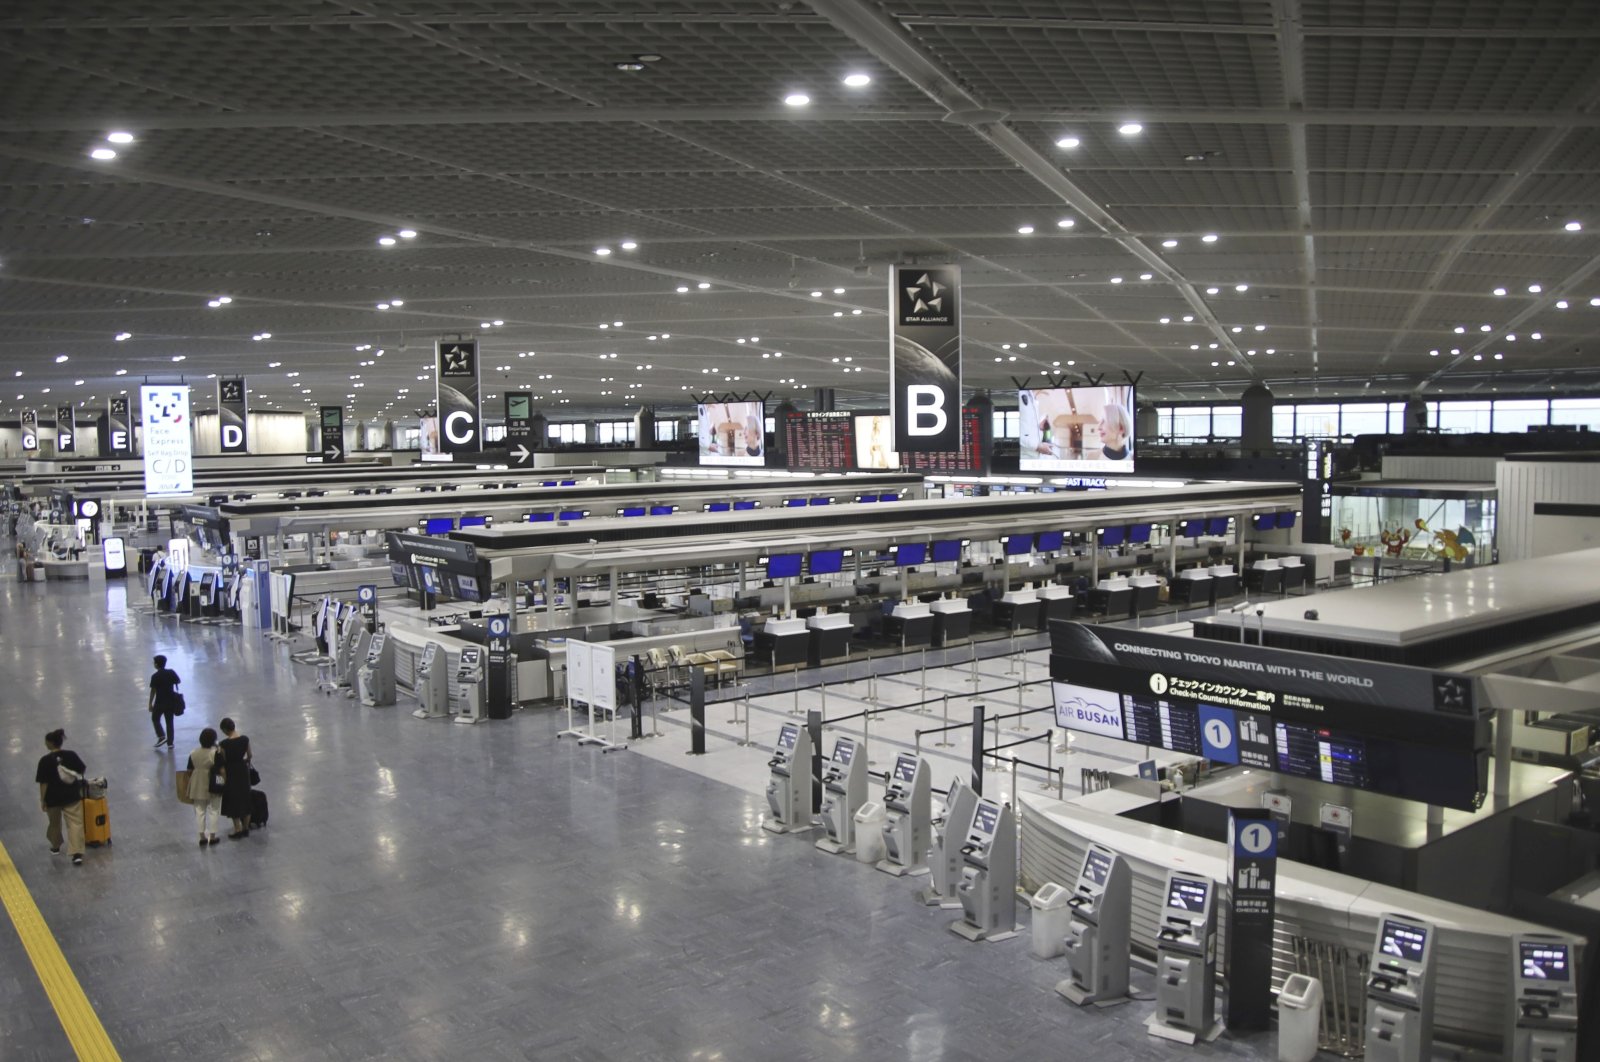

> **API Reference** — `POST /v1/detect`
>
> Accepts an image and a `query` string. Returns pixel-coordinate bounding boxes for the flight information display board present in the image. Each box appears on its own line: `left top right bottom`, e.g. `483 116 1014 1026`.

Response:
784 411 856 471
899 406 986 474
1049 622 1488 811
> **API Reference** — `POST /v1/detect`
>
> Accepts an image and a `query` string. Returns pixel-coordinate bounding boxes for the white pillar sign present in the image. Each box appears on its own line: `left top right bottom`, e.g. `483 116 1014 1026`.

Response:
140 384 194 496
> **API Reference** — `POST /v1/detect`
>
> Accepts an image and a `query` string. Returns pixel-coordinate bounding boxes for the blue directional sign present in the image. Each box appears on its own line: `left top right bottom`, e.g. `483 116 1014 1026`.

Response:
1198 704 1238 764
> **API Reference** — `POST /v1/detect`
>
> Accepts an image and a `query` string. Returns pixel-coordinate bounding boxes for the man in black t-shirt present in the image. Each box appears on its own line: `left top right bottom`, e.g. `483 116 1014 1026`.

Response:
148 653 182 749
35 728 87 865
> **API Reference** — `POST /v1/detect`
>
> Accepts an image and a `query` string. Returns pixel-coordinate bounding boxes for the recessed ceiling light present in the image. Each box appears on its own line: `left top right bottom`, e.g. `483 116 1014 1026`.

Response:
172 355 185 362
216 295 231 304
1055 218 1075 230
620 241 638 250
1473 353 1483 361
1110 276 1123 284
1181 315 1194 322
1429 349 1440 357
1493 287 1507 296
106 131 135 144
1159 317 1170 324
595 246 612 256
1235 283 1249 292
843 73 871 87
1118 122 1143 136
1055 136 1080 149
1480 324 1492 331
1205 286 1219 295
1494 352 1504 360
114 332 131 341
377 303 390 310
1017 225 1034 235
784 93 810 107
677 285 690 293
390 299 403 307
89 147 117 160
636 53 663 63
377 236 396 246
1139 273 1153 281
115 369 127 376
1201 233 1219 243
1532 332 1542 340
832 287 846 294
697 282 710 289
1527 284 1542 293
54 354 68 363
1254 323 1266 331
615 61 645 71
1231 326 1242 333
1565 221 1583 231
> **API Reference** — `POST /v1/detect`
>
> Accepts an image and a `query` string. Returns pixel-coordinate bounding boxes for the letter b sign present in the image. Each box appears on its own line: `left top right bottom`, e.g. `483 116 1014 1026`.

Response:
906 385 947 437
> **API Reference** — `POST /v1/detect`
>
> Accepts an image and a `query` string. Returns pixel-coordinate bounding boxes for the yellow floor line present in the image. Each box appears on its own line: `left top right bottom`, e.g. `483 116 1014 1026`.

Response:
0 838 121 1062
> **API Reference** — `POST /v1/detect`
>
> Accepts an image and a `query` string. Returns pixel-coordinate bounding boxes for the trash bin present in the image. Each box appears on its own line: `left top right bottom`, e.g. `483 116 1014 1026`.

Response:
853 802 886 864
1029 882 1074 959
1277 973 1324 1062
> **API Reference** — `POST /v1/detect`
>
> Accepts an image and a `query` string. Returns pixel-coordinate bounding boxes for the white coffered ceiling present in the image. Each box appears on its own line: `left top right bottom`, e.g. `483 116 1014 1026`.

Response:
2 0 1599 421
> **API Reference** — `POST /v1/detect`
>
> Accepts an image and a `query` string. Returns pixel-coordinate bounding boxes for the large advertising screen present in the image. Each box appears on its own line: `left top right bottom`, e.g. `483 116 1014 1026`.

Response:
1019 385 1135 474
854 414 900 470
697 401 765 467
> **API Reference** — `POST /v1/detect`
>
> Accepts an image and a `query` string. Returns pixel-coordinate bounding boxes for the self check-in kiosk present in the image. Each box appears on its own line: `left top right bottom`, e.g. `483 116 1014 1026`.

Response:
1509 932 1581 1062
950 797 1016 942
357 630 396 707
920 777 976 907
816 737 867 854
337 608 370 691
1057 843 1132 1006
1147 871 1221 1043
454 646 486 724
877 752 931 876
1364 914 1437 1062
411 641 451 719
763 722 814 834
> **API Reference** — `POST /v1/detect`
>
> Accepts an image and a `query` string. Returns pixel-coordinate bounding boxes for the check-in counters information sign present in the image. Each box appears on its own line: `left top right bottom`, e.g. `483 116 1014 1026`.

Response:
140 384 193 496
1049 622 1488 811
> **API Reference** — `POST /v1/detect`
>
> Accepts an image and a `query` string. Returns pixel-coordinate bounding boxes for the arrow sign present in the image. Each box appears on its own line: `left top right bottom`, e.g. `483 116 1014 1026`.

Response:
325 444 343 461
319 405 346 463
510 443 531 464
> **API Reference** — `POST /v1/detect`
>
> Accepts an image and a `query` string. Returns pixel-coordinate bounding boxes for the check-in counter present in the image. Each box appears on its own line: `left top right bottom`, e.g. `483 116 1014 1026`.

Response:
1128 573 1160 613
930 598 971 647
994 589 1041 632
885 601 934 647
1037 584 1075 624
1087 576 1131 616
754 617 809 668
1245 557 1282 595
806 611 852 666
1208 563 1239 599
1170 568 1213 607
1276 554 1305 591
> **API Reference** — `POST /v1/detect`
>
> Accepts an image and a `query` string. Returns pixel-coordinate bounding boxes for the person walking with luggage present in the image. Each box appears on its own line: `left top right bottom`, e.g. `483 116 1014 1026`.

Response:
217 717 253 839
185 727 223 847
148 654 182 750
35 729 87 865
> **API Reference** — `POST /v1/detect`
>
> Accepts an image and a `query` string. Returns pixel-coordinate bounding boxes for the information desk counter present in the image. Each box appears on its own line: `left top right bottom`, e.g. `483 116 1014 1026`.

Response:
885 602 933 647
1087 576 1131 617
1017 792 1571 1053
929 598 971 647
1254 542 1353 585
1245 557 1282 594
993 590 1040 632
1037 584 1074 624
806 612 852 666
755 617 809 668
1170 568 1213 606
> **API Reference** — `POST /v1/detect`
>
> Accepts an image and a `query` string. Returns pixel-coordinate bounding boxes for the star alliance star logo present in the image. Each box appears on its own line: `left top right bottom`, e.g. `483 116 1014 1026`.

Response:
1431 675 1472 714
441 344 474 374
905 273 945 315
899 268 955 324
221 381 244 403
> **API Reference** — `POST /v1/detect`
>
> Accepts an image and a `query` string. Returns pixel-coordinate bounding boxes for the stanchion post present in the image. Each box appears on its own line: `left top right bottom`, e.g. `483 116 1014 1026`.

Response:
1041 739 1054 791
935 693 953 748
969 639 981 685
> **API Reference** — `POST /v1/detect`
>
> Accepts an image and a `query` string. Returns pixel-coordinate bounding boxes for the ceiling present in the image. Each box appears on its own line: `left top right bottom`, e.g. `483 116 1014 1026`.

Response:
3 0 1600 424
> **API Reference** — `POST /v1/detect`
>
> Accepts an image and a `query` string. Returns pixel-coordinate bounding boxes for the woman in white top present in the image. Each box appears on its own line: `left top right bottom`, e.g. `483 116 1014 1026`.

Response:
185 727 223 846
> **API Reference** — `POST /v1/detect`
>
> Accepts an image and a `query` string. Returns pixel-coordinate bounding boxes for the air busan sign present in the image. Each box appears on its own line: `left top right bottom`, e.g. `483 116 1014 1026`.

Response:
890 265 962 452
435 339 481 454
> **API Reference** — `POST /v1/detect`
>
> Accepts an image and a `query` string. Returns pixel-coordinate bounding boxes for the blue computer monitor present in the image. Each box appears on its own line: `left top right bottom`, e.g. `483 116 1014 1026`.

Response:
559 510 585 521
1276 511 1298 529
1035 530 1065 552
424 517 454 535
766 553 803 579
559 479 576 486
389 562 409 588
455 574 481 602
734 501 757 511
1004 534 1033 555
650 505 674 516
620 507 646 517
1206 517 1230 536
1128 523 1153 543
1252 512 1275 531
879 493 901 502
1179 519 1205 537
808 549 844 575
706 502 730 513
808 497 831 506
1100 526 1127 547
930 539 962 563
541 480 556 487
529 512 555 522
785 498 807 508
858 494 878 503
895 543 927 567
459 515 488 528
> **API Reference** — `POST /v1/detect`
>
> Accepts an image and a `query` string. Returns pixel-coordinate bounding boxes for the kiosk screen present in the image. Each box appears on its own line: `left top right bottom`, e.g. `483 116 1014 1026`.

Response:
1378 921 1427 963
778 724 797 750
1083 848 1111 885
833 739 854 765
893 754 917 782
1167 877 1209 913
972 801 999 835
1520 942 1571 981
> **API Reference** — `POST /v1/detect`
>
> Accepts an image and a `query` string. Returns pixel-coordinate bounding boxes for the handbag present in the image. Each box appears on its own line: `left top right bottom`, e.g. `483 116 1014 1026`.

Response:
249 766 261 786
172 691 186 716
175 769 193 804
208 761 226 795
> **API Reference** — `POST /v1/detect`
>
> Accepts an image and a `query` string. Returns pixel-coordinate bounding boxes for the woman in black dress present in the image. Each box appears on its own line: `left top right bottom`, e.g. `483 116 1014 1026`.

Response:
217 717 253 839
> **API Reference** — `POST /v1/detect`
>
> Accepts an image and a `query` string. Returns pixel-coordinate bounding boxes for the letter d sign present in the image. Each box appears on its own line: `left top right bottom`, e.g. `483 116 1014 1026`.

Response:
906 385 947 437
221 425 244 450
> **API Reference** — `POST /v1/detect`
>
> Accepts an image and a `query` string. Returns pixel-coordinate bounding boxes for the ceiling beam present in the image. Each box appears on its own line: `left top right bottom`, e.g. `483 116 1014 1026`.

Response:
1273 0 1320 375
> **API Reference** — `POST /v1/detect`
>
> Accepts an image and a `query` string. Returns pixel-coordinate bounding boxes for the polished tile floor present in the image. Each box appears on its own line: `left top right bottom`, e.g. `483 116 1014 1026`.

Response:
0 572 1282 1060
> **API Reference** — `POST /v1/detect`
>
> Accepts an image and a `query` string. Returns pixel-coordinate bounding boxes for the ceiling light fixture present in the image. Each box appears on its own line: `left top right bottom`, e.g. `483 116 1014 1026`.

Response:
1565 221 1583 232
1201 233 1219 243
1528 284 1542 293
595 246 612 256
377 236 396 246
114 332 131 341
615 61 645 71
1493 287 1507 296
620 241 637 250
106 131 135 144
1056 218 1075 229
1055 136 1080 150
1118 122 1143 136
54 354 68 363
89 147 116 160
697 282 710 289
1017 225 1034 235
843 73 871 87
784 93 810 107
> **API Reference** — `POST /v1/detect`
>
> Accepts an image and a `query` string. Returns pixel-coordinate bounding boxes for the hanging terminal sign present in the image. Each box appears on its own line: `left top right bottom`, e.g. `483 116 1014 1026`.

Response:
385 532 489 584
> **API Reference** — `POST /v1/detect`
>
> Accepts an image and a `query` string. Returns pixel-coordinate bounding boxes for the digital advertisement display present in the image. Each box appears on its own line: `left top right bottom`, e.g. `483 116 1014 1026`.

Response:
1019 385 1135 474
697 401 765 466
853 414 899 470
141 385 194 496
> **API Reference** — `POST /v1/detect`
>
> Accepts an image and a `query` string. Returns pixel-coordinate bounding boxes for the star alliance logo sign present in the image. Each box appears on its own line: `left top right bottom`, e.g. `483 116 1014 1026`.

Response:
900 272 952 324
220 380 244 403
441 343 474 376
1431 675 1472 715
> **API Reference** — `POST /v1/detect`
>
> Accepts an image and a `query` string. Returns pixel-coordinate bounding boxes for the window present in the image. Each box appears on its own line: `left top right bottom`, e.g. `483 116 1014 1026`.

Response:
1296 404 1340 437
1272 407 1296 440
993 410 1020 439
1339 403 1387 438
1436 400 1492 434
1210 405 1241 439
654 420 680 442
1157 407 1174 439
1551 398 1600 431
484 424 506 443
595 421 635 445
1170 407 1211 439
546 423 588 445
1492 400 1549 434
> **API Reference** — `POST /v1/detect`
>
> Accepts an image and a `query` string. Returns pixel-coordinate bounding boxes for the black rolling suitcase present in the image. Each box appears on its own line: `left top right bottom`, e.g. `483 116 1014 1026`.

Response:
250 790 269 828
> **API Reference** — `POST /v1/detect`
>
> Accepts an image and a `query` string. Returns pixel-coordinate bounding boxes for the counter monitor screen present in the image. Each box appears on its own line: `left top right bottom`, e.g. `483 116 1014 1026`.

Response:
706 502 731 513
972 800 999 835
895 543 927 567
1378 920 1427 964
893 754 917 782
786 498 807 508
559 510 585 521
808 549 844 575
529 512 554 522
766 553 803 579
1166 877 1209 913
734 500 758 511
1205 517 1230 536
1100 526 1126 548
931 539 962 563
456 575 480 602
1004 534 1033 555
620 507 646 517
424 517 454 535
1035 530 1065 552
808 497 831 506
1180 519 1205 537
1127 522 1152 544
650 505 675 516
1276 511 1298 529
777 724 797 750
1082 848 1112 886
459 516 487 528
878 493 901 502
857 495 878 503
1520 942 1571 981
389 562 409 588
1252 512 1276 531
833 739 855 765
